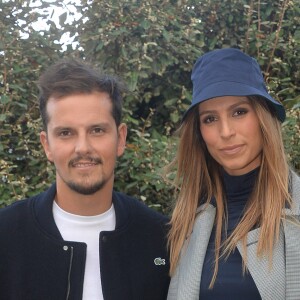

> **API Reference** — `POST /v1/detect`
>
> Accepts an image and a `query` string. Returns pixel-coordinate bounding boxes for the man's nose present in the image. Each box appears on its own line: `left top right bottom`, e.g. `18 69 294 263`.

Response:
74 134 92 155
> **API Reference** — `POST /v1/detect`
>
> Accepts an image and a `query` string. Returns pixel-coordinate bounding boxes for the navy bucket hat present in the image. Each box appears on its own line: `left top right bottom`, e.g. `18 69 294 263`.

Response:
184 48 286 122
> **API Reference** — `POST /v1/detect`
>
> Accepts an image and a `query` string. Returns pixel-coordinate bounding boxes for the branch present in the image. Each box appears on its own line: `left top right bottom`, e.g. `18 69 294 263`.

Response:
244 0 254 52
265 0 290 77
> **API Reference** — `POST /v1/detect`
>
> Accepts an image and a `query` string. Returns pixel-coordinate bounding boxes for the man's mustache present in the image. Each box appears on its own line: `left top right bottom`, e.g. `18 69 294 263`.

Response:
69 156 103 167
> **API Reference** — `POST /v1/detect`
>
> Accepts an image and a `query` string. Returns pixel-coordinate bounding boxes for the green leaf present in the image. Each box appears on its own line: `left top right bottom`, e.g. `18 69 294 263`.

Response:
96 41 104 51
59 12 67 27
141 20 150 30
170 112 179 123
0 95 10 104
127 72 139 92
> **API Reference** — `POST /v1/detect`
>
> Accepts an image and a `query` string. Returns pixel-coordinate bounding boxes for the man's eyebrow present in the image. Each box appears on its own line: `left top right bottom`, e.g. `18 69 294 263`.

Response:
90 122 110 127
52 126 72 131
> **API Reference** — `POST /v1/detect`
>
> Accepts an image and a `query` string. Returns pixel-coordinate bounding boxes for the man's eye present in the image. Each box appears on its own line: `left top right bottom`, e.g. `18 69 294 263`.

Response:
92 127 104 134
59 130 71 136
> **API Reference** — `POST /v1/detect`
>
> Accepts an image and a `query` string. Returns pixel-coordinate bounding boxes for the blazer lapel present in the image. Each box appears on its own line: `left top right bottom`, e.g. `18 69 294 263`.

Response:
168 204 216 300
239 171 300 300
284 171 300 299
237 227 285 300
284 219 300 299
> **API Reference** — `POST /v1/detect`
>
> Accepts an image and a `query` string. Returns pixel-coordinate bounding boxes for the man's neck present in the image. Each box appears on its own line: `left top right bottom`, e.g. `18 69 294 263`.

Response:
55 181 113 216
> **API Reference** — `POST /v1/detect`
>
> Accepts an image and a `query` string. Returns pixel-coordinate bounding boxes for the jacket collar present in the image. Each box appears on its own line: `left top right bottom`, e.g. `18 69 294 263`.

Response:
112 191 131 231
33 183 131 240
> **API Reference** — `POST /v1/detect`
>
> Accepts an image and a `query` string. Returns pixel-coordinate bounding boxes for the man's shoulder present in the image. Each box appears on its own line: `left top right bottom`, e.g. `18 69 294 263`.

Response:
0 191 45 226
0 197 31 218
0 197 35 235
113 191 169 224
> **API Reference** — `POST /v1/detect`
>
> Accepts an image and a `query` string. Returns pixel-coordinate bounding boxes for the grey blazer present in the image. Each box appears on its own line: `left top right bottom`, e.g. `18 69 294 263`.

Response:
167 171 300 300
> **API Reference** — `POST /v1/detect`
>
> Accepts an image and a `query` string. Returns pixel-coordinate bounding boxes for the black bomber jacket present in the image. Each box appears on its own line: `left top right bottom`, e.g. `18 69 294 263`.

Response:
0 184 170 300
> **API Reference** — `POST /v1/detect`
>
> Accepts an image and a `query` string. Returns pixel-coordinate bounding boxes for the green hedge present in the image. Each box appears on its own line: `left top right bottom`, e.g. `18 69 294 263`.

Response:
1 0 299 212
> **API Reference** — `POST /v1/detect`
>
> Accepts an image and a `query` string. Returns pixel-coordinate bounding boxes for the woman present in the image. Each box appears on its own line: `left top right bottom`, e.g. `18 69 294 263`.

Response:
167 48 300 300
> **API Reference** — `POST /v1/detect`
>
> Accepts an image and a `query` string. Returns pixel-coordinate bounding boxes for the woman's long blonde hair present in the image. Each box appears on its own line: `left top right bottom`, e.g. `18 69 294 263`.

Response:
167 96 292 287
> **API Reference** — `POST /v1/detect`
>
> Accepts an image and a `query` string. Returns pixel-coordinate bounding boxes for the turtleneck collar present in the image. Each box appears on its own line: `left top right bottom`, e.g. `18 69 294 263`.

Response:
223 167 260 201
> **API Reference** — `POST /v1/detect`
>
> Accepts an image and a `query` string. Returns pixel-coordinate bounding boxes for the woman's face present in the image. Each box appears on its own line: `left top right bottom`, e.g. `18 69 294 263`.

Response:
199 96 263 176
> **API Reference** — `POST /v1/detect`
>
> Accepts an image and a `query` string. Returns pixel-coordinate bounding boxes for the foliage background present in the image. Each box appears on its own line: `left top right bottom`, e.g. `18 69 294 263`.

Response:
1 0 299 212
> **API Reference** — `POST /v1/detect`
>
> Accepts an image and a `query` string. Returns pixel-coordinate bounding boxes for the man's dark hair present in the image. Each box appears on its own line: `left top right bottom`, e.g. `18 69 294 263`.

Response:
37 58 125 130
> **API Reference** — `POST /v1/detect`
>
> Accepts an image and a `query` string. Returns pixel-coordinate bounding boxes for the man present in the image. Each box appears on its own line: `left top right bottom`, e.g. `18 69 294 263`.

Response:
0 59 170 300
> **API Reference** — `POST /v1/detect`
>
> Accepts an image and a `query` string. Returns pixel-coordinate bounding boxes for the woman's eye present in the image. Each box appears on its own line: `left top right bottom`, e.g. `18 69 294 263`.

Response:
202 115 217 124
233 109 248 116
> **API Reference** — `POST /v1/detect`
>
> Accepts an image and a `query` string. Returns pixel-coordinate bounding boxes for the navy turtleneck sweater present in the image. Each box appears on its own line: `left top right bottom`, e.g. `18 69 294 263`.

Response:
200 168 262 300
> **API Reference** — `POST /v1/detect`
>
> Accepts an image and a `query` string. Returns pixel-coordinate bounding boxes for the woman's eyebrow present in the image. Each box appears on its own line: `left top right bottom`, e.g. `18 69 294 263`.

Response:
199 99 250 116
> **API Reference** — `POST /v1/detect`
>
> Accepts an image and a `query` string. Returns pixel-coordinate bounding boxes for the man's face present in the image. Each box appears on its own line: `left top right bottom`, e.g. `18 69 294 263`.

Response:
40 92 127 195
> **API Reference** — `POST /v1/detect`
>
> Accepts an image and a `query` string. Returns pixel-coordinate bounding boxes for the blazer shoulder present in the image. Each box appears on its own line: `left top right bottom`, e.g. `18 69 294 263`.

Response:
291 170 300 214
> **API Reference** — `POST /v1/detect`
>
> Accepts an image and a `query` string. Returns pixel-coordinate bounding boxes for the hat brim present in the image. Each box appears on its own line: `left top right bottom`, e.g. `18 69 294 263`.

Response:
184 81 286 122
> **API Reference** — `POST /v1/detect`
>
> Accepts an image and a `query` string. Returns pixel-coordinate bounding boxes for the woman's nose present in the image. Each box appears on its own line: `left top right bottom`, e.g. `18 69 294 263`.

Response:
220 119 235 139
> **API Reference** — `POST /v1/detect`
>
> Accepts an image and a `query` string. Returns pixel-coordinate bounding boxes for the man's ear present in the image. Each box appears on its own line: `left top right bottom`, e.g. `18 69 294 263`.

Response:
40 131 53 162
117 123 127 157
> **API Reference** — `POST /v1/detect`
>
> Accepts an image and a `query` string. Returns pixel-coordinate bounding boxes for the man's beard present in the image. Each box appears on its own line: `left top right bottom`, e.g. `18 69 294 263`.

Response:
65 155 106 195
66 179 107 195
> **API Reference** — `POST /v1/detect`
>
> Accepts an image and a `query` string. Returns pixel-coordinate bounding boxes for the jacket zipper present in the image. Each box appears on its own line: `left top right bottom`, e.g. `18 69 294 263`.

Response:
66 246 74 300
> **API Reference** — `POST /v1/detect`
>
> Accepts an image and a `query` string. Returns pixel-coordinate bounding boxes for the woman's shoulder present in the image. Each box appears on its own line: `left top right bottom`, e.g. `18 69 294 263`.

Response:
291 169 300 192
290 169 300 214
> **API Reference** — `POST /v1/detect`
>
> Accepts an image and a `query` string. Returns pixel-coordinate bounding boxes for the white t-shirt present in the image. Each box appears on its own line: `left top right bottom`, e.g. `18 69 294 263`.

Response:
53 201 116 300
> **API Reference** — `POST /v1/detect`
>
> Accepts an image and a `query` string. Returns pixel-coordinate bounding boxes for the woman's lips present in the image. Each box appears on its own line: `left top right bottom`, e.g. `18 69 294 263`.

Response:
220 144 244 155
